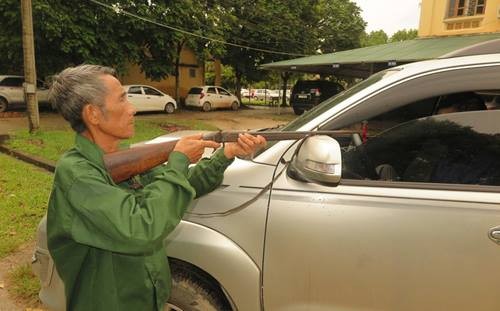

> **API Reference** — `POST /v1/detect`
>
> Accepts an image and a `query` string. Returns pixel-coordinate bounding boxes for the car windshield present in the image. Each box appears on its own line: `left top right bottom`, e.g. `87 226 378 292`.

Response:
282 69 399 131
251 69 400 158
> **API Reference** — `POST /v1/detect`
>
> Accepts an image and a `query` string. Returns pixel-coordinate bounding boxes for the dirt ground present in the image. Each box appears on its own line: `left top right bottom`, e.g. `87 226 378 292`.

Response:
0 105 295 310
0 106 296 135
0 241 42 311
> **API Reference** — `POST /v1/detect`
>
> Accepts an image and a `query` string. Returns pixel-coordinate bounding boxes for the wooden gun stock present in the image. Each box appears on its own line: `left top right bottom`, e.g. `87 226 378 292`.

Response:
103 130 339 184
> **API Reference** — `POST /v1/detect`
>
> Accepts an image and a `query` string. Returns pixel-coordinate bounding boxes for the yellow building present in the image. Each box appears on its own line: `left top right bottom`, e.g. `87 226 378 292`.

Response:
120 47 204 101
419 0 500 37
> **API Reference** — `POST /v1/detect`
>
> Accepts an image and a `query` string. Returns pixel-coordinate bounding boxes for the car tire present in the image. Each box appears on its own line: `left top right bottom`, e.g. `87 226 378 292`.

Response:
293 107 304 115
231 101 239 110
164 102 175 114
0 97 8 113
167 259 232 311
202 102 211 112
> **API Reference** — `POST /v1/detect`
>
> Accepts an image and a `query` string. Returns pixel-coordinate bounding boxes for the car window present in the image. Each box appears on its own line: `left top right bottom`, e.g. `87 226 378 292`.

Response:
207 87 217 94
340 105 500 187
143 87 162 96
188 87 203 94
217 88 230 96
0 77 24 87
282 70 394 131
127 86 142 95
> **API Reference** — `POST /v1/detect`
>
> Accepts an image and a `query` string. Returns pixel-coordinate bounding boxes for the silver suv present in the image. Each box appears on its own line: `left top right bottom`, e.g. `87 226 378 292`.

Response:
0 75 50 112
33 54 500 311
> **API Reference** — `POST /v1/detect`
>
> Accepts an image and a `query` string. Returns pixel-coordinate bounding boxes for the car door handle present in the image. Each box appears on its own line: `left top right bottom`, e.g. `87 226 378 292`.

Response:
488 226 500 244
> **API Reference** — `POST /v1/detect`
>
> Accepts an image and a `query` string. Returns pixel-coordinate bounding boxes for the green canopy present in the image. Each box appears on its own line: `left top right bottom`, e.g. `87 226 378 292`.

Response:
261 33 500 78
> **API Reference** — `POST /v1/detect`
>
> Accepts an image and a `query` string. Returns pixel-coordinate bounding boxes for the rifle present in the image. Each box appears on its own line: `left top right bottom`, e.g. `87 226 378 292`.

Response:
104 130 340 183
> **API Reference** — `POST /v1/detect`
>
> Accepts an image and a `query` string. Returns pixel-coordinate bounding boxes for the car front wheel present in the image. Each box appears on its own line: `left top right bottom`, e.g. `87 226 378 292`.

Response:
164 102 175 114
167 259 232 311
293 106 304 115
0 97 8 113
231 101 239 110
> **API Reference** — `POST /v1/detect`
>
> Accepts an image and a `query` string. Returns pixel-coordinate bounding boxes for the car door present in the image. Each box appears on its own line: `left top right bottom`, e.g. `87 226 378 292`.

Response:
217 87 232 108
263 64 500 311
126 86 147 112
142 86 163 111
206 87 218 108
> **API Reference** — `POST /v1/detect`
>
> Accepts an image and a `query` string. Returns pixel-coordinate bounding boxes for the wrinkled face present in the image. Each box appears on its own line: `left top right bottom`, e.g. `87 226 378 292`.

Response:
98 75 136 139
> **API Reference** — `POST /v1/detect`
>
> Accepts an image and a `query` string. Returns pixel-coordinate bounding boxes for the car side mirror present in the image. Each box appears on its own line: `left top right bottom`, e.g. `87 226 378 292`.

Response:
288 135 342 186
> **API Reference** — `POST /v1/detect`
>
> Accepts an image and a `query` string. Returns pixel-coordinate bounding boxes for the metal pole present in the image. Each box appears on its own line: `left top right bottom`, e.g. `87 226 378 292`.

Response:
21 0 40 132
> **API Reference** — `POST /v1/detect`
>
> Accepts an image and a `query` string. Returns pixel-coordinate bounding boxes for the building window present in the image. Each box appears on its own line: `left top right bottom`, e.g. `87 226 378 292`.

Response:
476 0 486 14
456 0 466 16
447 0 486 17
189 68 196 78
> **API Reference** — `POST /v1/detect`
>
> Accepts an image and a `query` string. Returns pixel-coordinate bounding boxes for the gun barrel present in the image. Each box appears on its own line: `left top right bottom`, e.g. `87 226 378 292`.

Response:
202 130 341 143
105 130 346 184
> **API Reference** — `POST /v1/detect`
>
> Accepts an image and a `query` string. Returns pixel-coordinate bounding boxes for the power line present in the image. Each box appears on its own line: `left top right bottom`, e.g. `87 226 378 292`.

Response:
87 0 311 57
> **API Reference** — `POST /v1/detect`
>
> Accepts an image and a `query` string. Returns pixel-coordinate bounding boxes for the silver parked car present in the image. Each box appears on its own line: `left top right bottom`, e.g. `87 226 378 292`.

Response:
123 84 177 114
185 86 239 111
0 75 50 112
33 53 500 311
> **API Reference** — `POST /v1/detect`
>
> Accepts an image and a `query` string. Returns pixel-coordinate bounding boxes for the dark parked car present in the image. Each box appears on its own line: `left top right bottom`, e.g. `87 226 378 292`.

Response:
290 80 343 115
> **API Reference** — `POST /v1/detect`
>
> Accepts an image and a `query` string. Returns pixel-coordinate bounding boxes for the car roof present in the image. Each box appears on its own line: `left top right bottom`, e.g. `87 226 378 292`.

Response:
388 53 500 81
294 53 500 131
0 75 23 80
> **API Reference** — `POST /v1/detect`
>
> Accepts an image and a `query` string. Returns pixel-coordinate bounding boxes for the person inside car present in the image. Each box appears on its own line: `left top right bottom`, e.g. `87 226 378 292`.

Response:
435 92 487 114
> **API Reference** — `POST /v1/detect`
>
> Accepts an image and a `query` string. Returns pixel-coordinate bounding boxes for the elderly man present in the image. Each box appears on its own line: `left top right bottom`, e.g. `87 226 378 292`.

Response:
46 64 265 311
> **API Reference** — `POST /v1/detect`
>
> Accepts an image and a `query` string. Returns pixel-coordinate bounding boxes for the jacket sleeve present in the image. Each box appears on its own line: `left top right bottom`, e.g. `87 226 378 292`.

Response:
187 148 234 198
67 151 195 255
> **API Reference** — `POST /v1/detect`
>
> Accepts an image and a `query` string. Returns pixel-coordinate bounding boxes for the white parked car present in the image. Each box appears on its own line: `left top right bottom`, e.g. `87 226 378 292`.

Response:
240 88 251 98
185 86 239 111
123 85 177 114
0 75 50 112
252 88 272 100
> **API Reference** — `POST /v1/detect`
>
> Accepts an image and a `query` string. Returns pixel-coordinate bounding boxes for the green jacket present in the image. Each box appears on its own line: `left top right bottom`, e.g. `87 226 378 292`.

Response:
47 134 232 311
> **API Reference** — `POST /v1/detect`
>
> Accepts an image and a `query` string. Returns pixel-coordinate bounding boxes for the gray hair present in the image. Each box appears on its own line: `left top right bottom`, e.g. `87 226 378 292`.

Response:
49 64 116 133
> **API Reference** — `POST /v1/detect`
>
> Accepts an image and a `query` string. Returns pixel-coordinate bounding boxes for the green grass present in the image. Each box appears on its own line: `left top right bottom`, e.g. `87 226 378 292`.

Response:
0 154 52 258
7 264 42 307
6 118 217 162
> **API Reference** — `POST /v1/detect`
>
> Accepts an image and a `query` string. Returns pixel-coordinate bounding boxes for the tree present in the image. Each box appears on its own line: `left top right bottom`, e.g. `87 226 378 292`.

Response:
0 0 182 80
390 29 418 42
360 30 388 47
217 0 365 102
314 0 366 53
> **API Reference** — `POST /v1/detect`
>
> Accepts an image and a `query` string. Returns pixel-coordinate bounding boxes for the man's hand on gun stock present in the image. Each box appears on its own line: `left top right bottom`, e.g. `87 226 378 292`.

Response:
173 134 221 163
173 133 267 163
223 133 267 159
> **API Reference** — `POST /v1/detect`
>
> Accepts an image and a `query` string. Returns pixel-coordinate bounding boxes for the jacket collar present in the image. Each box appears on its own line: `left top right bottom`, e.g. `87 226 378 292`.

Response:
75 134 105 169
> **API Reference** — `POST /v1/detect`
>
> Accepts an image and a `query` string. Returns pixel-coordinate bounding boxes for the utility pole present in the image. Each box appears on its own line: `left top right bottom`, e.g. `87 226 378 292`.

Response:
21 0 40 132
